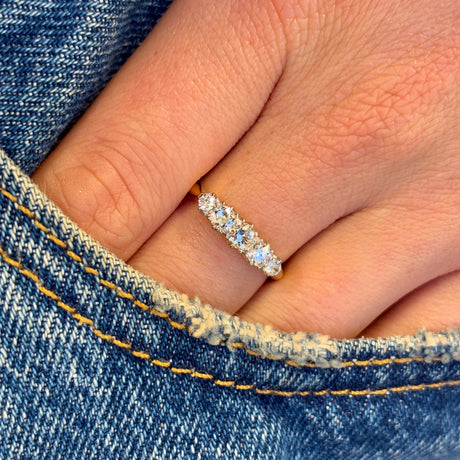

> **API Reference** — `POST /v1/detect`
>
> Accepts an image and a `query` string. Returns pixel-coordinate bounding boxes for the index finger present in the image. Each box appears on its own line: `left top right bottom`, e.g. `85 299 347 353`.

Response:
33 0 285 259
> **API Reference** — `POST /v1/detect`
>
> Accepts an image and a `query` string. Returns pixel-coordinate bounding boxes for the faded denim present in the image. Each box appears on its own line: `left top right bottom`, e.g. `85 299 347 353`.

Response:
0 1 459 459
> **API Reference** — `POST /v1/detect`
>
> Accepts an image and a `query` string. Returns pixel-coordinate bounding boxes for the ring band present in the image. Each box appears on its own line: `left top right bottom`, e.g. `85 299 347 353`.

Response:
191 184 283 279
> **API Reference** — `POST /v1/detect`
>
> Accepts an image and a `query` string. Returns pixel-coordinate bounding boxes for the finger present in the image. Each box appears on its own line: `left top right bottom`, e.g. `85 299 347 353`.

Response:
236 192 460 338
360 271 460 337
32 0 285 259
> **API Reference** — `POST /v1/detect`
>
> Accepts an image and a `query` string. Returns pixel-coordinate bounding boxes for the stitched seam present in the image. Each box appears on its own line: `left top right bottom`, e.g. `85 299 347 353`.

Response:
0 186 452 369
1 245 459 398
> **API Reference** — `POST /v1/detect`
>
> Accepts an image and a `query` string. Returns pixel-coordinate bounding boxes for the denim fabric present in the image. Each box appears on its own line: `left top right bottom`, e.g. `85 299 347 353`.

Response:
0 1 459 459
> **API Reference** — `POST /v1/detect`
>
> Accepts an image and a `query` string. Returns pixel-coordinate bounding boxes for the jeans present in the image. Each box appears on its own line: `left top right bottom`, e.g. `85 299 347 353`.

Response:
0 1 459 459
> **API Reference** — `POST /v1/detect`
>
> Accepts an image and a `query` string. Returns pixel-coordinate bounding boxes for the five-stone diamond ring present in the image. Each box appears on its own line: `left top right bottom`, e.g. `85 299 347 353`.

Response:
190 184 283 280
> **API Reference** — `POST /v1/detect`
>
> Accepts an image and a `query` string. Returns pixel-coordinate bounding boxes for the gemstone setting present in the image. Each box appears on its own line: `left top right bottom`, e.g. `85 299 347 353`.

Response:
197 192 282 277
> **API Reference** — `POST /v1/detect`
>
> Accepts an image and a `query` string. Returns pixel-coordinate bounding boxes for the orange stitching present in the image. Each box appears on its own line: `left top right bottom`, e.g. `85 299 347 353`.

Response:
84 266 99 276
215 380 236 387
0 188 186 332
229 340 446 367
235 384 256 391
131 350 151 360
100 279 118 290
2 243 459 397
171 367 192 375
0 187 454 369
152 359 171 369
192 371 214 380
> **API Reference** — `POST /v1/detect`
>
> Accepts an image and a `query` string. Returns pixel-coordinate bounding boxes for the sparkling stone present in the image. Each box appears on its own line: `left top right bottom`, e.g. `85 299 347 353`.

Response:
214 206 233 227
198 193 218 215
245 244 282 276
207 210 219 225
231 224 255 250
265 258 282 277
224 218 236 232
247 244 272 267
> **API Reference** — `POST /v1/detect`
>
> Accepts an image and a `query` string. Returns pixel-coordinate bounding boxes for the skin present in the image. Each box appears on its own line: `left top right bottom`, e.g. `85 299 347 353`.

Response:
32 0 460 338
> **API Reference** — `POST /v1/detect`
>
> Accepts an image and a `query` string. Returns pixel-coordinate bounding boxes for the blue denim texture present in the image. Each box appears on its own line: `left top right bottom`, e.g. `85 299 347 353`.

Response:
0 1 459 459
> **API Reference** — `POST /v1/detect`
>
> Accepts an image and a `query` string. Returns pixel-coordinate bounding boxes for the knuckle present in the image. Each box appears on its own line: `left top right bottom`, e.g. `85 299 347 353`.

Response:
306 46 458 172
95 128 176 204
55 154 137 247
52 128 174 254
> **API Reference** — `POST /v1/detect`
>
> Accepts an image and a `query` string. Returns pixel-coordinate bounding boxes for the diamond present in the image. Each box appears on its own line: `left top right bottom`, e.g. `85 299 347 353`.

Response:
247 244 271 267
230 223 255 251
214 206 233 228
223 217 236 232
265 257 282 277
245 243 282 276
198 193 217 215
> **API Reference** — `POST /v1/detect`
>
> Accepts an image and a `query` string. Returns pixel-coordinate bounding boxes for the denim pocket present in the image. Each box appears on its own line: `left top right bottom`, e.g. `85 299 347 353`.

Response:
0 150 459 459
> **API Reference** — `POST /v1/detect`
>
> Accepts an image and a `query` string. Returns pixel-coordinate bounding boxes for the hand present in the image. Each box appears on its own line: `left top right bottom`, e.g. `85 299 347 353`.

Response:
32 0 460 338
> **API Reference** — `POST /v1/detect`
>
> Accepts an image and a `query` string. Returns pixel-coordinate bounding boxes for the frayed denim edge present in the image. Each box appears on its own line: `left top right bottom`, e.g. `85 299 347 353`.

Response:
1 149 459 368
